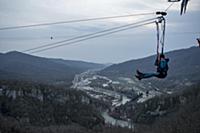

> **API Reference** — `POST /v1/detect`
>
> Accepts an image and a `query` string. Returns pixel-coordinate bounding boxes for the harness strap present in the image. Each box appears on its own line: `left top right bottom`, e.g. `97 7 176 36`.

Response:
155 16 166 65
156 21 160 58
161 17 166 55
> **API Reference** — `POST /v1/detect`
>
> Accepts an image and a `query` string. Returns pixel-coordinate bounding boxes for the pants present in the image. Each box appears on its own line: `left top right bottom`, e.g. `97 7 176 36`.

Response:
141 73 160 79
140 72 167 79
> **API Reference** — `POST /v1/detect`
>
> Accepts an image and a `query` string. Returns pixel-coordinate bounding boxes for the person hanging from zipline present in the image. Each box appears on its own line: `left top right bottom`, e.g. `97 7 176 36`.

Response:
135 54 169 80
135 16 169 80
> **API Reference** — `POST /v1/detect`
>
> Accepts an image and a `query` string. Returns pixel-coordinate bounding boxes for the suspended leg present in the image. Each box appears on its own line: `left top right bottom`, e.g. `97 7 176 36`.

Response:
135 70 160 80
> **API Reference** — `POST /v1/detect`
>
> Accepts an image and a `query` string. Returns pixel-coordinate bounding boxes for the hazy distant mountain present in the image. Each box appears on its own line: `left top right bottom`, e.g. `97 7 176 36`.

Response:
0 51 104 85
100 47 200 89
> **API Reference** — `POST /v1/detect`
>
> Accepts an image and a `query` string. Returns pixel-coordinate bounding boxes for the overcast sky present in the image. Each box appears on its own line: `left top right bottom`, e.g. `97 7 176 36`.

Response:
0 0 199 63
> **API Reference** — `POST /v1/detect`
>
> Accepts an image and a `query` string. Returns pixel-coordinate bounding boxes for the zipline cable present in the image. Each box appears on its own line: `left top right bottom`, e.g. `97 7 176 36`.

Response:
23 17 158 53
0 12 155 31
29 21 156 54
165 2 175 12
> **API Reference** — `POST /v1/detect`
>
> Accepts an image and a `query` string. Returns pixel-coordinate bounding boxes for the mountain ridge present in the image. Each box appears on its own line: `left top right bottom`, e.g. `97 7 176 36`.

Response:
0 51 105 85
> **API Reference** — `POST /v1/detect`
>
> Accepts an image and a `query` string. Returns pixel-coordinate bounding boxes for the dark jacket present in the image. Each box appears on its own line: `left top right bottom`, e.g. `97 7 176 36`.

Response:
156 58 169 78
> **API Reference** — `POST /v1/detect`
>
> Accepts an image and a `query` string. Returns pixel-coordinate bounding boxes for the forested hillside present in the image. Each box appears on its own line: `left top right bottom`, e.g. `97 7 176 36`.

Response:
0 80 134 133
114 84 200 133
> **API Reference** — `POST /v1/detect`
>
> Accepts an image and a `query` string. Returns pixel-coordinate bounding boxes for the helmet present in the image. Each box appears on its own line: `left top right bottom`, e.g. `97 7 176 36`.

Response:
160 54 165 58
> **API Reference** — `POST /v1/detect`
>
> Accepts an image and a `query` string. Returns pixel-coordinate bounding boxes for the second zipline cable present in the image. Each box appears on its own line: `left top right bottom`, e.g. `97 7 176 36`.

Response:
29 20 156 54
23 17 158 53
0 12 155 31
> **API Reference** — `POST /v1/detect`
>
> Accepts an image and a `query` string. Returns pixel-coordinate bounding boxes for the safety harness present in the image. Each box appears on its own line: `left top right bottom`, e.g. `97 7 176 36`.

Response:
155 12 166 64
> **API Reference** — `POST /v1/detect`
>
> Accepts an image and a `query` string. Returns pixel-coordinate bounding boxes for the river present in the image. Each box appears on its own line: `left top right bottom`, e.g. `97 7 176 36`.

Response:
102 111 133 128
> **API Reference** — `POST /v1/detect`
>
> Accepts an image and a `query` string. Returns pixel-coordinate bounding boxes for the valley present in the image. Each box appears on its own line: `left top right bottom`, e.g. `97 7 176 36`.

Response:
71 69 163 128
0 47 199 133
